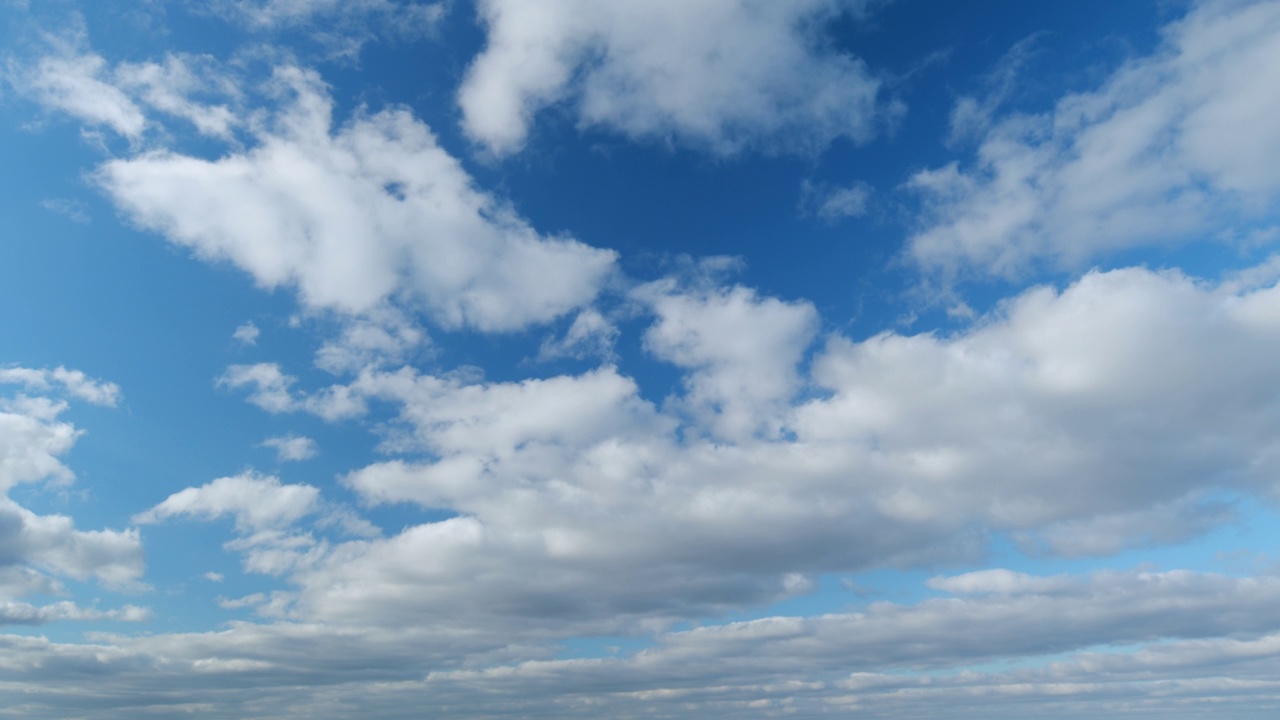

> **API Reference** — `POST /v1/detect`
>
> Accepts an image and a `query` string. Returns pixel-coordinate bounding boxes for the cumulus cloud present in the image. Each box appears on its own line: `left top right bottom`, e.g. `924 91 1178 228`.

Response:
205 262 1280 642
637 281 819 440
459 0 886 155
909 0 1280 279
98 67 617 330
134 472 321 533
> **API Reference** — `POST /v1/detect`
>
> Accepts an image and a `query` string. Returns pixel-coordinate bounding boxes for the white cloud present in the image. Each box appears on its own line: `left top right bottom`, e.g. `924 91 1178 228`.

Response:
0 374 144 592
12 33 237 141
232 321 260 346
98 66 617 330
259 434 318 462
0 365 121 407
908 0 1280 279
113 54 239 139
537 309 619 362
204 262 1280 640
134 472 321 533
459 0 886 155
218 362 367 420
313 306 427 374
0 600 148 626
638 281 819 441
218 363 296 414
17 47 147 138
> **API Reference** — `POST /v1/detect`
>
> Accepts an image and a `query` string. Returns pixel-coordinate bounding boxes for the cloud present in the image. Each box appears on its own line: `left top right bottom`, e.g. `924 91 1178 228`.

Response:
259 434 318 462
98 66 618 330
0 600 148 626
313 306 428 374
10 31 238 141
200 262 1280 641
908 0 1280 279
0 374 144 592
0 366 120 408
231 321 260 346
3 568 1277 718
134 472 321 533
537 309 619 362
801 180 873 223
212 0 447 57
217 363 296 414
225 0 444 30
459 0 886 155
41 198 91 224
637 281 819 441
15 46 147 138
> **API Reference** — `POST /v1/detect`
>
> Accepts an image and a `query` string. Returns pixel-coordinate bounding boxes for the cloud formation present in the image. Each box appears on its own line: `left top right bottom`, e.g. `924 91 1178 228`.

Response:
459 0 886 155
97 67 618 330
909 0 1280 279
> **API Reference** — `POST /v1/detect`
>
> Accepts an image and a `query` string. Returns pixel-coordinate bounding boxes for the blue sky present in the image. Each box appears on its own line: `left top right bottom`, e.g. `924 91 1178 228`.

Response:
3 0 1280 717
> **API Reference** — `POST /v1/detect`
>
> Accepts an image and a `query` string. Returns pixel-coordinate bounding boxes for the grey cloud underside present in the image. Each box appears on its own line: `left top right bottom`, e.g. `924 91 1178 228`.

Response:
4 570 1280 718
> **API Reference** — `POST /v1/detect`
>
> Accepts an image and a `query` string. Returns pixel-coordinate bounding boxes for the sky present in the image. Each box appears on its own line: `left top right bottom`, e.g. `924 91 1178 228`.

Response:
2 0 1280 717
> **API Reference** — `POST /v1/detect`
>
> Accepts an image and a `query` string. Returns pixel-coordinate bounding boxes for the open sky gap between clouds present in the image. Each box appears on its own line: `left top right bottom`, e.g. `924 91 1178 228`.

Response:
2 0 1280 717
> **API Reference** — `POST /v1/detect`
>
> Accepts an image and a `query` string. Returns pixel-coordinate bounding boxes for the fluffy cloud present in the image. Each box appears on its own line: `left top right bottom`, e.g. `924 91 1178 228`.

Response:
98 67 618 330
200 262 1280 643
909 0 1280 279
134 472 321 532
638 281 819 440
459 0 886 155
